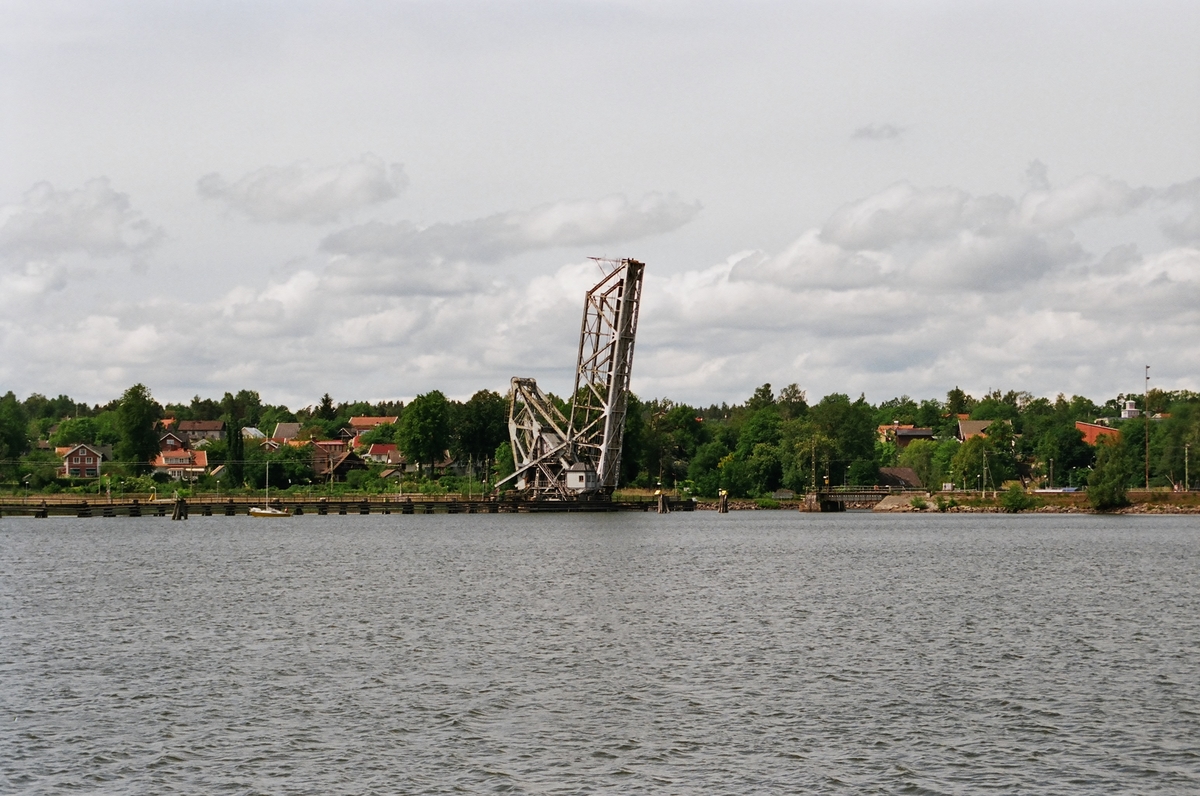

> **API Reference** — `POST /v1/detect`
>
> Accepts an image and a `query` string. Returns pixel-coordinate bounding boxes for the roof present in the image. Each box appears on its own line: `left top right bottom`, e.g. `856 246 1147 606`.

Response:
957 419 994 440
273 422 302 440
896 427 934 438
348 416 399 429
242 427 266 438
879 467 924 488
59 443 107 459
178 420 225 431
368 443 397 454
150 450 208 468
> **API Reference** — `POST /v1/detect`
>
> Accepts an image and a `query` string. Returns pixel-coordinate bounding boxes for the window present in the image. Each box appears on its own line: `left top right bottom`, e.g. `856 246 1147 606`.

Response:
73 456 80 463
86 457 94 464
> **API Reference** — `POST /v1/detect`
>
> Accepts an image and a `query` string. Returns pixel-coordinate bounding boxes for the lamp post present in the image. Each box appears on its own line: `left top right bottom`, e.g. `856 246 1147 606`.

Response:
1049 458 1054 490
1186 443 1191 492
1145 365 1151 491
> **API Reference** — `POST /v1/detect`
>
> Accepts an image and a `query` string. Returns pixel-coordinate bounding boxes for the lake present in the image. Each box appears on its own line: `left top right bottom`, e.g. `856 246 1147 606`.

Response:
2 512 1198 793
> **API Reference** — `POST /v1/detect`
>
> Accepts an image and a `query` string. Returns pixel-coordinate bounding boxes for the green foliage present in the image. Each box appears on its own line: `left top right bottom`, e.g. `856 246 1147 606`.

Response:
1088 436 1131 511
0 392 30 476
453 390 508 465
494 441 515 481
945 386 975 416
898 439 935 489
999 484 1037 513
18 449 60 488
115 384 162 472
909 496 927 510
227 420 245 486
755 497 780 509
746 383 776 413
359 423 397 446
50 416 98 446
621 394 645 486
718 454 753 497
935 495 957 512
245 445 315 488
848 459 879 486
951 432 1015 490
397 391 451 474
777 383 807 419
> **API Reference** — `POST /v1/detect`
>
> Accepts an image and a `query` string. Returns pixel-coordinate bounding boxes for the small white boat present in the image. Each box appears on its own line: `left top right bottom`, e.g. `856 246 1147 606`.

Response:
250 461 290 518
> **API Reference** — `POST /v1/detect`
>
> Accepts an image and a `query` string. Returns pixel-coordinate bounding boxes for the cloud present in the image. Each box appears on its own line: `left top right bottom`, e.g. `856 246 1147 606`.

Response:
320 192 701 262
851 123 904 141
197 154 408 224
1160 177 1200 243
3 171 1197 408
0 178 163 259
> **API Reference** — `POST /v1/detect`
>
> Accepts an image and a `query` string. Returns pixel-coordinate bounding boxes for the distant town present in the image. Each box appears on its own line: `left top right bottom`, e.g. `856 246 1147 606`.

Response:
0 383 1196 510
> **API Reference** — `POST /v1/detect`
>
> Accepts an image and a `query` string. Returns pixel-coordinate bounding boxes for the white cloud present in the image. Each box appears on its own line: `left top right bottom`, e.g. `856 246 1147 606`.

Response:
851 123 904 141
197 154 408 224
0 178 162 259
320 192 701 262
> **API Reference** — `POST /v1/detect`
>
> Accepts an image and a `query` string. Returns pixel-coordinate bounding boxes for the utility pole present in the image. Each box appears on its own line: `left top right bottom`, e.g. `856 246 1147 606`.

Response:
1145 365 1151 491
1186 443 1191 492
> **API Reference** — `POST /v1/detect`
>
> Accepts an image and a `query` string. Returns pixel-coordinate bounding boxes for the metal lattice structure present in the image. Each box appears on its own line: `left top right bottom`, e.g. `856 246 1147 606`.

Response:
497 258 645 499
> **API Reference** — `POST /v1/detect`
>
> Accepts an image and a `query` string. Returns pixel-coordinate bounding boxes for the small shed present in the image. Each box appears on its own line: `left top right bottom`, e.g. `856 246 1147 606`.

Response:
565 461 599 492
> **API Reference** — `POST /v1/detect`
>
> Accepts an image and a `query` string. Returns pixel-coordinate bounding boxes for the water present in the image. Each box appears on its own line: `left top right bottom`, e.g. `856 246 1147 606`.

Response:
2 513 1199 794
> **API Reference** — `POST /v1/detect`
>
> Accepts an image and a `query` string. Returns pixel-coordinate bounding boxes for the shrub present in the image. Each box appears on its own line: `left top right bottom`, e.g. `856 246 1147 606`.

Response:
935 495 957 512
910 496 928 510
755 497 781 509
999 484 1036 513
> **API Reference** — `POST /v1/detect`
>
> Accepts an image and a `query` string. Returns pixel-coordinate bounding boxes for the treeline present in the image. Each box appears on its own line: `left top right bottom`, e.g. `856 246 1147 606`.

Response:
2 382 1198 499
626 384 1198 501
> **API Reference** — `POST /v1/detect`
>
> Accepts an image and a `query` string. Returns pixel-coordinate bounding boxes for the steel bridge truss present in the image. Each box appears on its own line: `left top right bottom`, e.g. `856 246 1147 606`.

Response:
498 258 645 499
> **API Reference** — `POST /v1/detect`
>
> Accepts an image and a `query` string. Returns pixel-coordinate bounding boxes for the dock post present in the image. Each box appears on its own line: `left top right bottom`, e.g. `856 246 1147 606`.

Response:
657 493 670 514
718 490 729 513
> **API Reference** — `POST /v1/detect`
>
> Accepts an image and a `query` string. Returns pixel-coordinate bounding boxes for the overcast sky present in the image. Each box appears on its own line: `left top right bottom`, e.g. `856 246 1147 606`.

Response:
2 1 1198 409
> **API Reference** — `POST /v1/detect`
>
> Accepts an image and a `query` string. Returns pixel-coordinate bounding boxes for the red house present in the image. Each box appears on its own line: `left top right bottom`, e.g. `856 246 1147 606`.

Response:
59 443 109 478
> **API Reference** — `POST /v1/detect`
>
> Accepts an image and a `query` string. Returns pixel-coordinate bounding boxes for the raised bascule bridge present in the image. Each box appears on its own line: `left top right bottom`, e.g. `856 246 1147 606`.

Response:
495 257 646 503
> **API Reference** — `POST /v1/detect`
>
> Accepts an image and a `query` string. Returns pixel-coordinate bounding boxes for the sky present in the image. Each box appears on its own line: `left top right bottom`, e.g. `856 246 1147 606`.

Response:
2 0 1198 410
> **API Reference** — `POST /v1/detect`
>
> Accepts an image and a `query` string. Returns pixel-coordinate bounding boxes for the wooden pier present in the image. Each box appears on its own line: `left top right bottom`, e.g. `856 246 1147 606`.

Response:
0 494 697 519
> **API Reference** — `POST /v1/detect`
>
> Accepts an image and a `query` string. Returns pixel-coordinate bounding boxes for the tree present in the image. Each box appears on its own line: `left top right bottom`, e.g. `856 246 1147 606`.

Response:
621 394 645 486
115 384 161 473
227 418 245 486
316 393 337 422
946 387 975 417
396 391 451 475
1088 436 1131 511
746 383 776 413
221 390 264 428
453 390 508 465
0 392 30 479
49 416 98 446
778 383 807 420
898 439 935 489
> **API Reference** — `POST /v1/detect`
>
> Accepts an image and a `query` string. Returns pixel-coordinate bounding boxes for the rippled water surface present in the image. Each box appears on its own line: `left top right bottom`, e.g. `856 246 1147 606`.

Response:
3 513 1200 794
